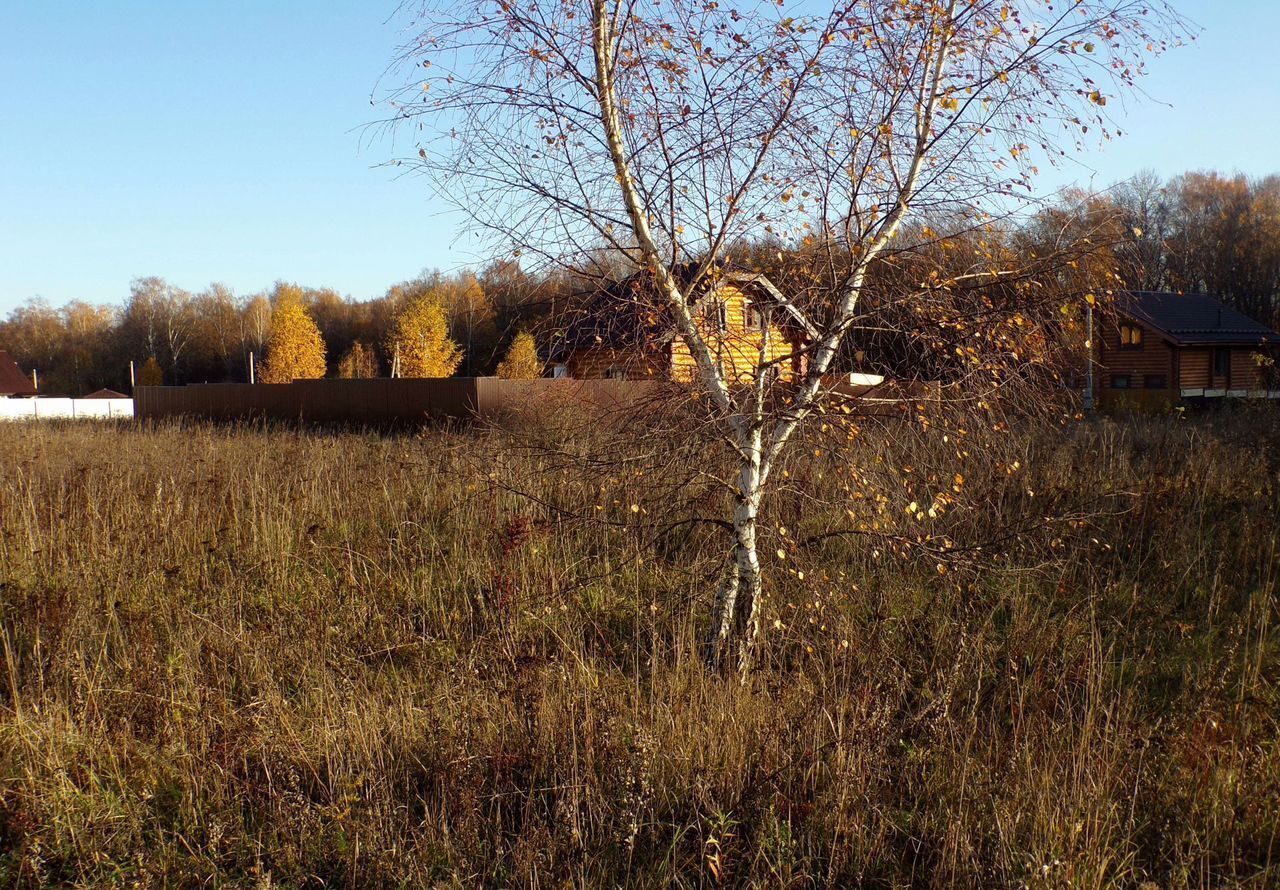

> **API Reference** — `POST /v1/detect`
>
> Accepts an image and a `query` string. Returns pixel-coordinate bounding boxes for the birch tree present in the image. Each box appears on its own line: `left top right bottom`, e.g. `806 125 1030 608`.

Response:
388 0 1185 671
496 330 543 378
387 294 464 377
261 299 328 383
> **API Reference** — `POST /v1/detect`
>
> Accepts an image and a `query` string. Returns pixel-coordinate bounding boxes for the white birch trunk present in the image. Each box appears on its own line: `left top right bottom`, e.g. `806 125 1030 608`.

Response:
589 0 957 673
706 424 765 670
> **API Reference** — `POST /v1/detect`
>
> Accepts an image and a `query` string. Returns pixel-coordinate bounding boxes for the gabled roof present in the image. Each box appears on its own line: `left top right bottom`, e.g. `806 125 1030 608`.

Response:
725 271 819 339
0 350 37 396
1119 292 1280 347
82 388 129 400
551 266 811 360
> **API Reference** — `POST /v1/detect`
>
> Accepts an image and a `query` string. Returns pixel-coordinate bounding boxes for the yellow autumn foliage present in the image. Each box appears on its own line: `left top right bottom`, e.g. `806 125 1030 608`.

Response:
261 300 326 383
338 341 379 379
136 356 164 387
496 331 542 379
388 297 462 378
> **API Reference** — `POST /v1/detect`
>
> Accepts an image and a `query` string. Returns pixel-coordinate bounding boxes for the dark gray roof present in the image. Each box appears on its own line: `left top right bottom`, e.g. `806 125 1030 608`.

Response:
1119 292 1280 346
550 271 678 360
0 350 37 396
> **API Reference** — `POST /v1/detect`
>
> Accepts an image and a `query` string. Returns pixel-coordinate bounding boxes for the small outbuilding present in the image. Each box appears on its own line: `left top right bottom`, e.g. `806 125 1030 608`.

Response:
0 351 37 397
1096 292 1280 409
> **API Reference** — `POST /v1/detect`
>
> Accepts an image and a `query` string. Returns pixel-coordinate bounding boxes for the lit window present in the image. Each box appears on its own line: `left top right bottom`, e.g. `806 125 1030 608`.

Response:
1119 324 1143 349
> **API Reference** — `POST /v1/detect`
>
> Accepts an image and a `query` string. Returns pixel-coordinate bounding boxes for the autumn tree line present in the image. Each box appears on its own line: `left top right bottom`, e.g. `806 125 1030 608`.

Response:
3 169 1278 396
0 261 549 395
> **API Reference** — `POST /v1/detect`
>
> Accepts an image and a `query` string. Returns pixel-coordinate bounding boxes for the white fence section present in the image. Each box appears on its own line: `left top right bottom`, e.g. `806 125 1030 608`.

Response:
0 398 134 420
1180 388 1280 399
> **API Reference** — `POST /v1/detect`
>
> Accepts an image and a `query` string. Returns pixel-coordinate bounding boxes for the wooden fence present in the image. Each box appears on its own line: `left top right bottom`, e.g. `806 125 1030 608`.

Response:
134 378 665 425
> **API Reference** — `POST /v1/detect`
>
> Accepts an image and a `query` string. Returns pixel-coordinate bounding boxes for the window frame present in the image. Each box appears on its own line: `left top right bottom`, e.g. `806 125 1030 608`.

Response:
745 300 768 332
1212 347 1231 378
1118 323 1144 350
1110 374 1131 390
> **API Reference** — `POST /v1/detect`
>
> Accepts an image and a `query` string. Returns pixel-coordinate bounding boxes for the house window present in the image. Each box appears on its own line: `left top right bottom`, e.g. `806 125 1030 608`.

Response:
746 302 767 331
1119 324 1144 349
1212 348 1230 378
1144 374 1167 390
1111 374 1131 389
551 363 569 379
605 366 626 380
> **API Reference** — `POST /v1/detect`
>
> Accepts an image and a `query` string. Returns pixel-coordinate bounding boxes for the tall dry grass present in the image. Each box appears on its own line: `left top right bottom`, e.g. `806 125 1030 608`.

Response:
0 409 1276 888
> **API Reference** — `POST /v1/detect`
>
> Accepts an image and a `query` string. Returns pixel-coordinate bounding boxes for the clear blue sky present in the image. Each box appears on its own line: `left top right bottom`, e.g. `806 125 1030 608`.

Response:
1 1 1277 314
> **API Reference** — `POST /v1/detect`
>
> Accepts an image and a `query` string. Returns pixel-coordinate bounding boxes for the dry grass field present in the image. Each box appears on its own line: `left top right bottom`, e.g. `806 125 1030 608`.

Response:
0 410 1277 887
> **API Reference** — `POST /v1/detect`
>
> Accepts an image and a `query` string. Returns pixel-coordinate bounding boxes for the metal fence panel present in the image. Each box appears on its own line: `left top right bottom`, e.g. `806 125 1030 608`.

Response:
134 379 667 425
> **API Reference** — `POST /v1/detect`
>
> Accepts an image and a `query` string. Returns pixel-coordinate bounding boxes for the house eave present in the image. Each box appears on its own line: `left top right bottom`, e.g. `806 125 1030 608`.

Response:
1163 335 1280 349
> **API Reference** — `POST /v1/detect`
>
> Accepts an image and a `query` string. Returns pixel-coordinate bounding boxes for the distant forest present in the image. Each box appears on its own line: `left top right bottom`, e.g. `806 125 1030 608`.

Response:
4 169 1278 396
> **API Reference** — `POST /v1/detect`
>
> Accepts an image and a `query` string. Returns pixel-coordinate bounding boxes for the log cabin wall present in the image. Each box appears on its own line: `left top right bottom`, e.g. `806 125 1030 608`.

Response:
1104 333 1275 404
1097 314 1177 409
669 284 796 384
1176 346 1268 392
1178 348 1211 391
1229 348 1268 391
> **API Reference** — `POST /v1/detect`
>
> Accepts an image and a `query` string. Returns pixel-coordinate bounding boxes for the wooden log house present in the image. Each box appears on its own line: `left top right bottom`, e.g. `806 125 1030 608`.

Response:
550 269 815 383
1095 292 1280 409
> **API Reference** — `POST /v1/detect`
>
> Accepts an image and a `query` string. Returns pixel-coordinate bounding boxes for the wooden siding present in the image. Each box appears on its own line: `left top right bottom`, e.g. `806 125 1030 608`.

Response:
670 332 797 384
676 284 798 383
1179 348 1211 389
1097 315 1177 408
1230 349 1268 390
1176 347 1268 391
